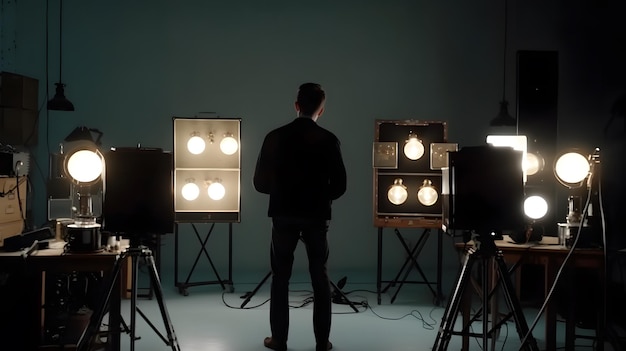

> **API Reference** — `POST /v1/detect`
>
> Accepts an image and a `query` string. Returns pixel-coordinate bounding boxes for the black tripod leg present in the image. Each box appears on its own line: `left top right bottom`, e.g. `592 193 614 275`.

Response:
130 252 140 351
330 279 359 312
241 271 272 308
433 249 476 351
76 252 127 351
145 251 181 351
494 254 539 351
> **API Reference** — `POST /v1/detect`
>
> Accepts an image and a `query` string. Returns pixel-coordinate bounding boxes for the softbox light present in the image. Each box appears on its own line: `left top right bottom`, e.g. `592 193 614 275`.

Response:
102 147 174 235
442 145 525 235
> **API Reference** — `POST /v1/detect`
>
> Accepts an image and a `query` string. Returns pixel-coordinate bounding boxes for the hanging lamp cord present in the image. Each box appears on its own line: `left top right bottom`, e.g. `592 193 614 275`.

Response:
58 0 64 83
501 0 508 102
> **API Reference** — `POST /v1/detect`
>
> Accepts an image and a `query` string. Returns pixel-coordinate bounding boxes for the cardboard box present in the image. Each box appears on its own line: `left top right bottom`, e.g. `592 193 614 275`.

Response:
0 220 24 247
0 72 39 111
0 107 38 146
0 176 27 246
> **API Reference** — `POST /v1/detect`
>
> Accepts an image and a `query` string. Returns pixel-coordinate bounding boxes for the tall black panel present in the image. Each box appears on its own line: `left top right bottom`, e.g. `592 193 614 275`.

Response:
516 50 559 233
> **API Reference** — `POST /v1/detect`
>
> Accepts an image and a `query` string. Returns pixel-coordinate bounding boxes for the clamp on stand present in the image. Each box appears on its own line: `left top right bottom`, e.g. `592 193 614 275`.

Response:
432 233 539 351
76 245 180 351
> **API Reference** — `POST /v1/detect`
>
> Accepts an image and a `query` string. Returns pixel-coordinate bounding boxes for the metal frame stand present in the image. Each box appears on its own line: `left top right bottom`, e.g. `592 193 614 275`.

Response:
174 222 234 296
77 246 180 351
377 227 444 305
432 234 539 351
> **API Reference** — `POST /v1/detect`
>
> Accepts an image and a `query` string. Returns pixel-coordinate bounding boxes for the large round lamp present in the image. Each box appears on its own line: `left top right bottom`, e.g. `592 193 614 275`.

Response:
554 150 590 188
63 126 105 251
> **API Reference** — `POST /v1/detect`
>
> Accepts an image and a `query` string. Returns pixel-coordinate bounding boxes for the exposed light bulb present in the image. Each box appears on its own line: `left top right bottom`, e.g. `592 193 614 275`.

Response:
208 182 226 200
67 150 103 183
387 178 408 205
187 135 206 155
220 136 238 155
525 152 544 176
181 182 200 201
403 135 424 160
417 179 438 206
524 195 548 220
555 152 590 184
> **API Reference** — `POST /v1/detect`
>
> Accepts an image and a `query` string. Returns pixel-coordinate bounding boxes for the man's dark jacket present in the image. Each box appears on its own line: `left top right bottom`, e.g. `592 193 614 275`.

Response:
253 117 347 220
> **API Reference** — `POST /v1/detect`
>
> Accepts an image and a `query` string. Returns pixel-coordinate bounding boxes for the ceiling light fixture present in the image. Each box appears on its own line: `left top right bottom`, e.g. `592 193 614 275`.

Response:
47 0 74 111
489 0 515 127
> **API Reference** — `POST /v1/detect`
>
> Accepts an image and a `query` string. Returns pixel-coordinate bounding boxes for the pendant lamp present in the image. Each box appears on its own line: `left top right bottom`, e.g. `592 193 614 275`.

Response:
48 0 74 111
489 0 515 127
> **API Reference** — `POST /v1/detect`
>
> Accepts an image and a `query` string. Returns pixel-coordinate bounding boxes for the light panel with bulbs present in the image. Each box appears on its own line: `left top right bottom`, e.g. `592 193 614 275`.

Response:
373 120 447 228
173 117 241 222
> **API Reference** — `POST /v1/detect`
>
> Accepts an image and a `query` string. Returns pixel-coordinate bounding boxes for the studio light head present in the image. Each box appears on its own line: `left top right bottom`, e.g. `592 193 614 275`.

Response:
61 126 105 251
553 148 602 248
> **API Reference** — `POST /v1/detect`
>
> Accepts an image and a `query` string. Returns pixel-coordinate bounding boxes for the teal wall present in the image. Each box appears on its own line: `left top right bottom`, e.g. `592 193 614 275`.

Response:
4 0 624 284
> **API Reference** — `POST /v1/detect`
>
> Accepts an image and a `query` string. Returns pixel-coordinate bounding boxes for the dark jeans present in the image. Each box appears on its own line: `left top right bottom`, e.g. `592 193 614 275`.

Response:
269 217 331 347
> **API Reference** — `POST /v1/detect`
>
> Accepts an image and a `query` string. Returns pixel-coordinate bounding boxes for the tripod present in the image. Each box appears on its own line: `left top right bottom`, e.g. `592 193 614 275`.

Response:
432 233 539 351
77 245 180 351
240 271 359 312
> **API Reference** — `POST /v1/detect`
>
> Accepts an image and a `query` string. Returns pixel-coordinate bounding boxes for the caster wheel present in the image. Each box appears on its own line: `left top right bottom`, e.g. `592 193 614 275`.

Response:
224 284 234 293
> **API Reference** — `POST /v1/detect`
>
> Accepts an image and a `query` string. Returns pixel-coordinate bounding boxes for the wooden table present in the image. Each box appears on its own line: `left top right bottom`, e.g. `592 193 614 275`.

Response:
455 236 605 350
0 244 123 350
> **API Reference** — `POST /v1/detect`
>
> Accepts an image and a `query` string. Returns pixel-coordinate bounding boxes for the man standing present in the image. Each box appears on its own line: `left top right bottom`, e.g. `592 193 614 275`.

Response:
254 83 347 351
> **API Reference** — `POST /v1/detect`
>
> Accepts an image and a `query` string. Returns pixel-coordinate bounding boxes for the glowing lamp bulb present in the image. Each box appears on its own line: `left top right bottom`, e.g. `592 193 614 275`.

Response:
417 179 438 206
525 152 543 176
67 150 103 183
208 182 226 200
524 195 548 220
181 182 200 201
220 136 239 155
404 136 424 160
555 152 590 185
187 136 206 155
387 178 408 205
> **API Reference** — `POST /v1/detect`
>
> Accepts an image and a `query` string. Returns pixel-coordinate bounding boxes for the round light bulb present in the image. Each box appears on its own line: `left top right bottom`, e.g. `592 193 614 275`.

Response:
555 152 590 185
417 183 438 206
525 152 544 176
524 195 548 220
404 137 425 161
66 150 103 183
208 182 226 200
387 179 408 205
187 136 206 155
181 182 200 201
220 136 238 155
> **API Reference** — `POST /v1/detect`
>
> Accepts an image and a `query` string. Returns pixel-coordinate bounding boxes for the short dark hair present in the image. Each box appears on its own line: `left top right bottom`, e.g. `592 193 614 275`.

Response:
297 83 325 116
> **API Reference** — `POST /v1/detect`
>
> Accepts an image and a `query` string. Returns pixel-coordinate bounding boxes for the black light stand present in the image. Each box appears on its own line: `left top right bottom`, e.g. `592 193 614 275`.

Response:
76 244 180 351
432 233 539 351
435 145 538 350
92 146 177 350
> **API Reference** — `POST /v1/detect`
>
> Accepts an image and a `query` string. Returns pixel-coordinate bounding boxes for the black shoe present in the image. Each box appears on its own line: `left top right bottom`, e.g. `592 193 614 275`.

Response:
264 336 287 351
316 341 333 351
